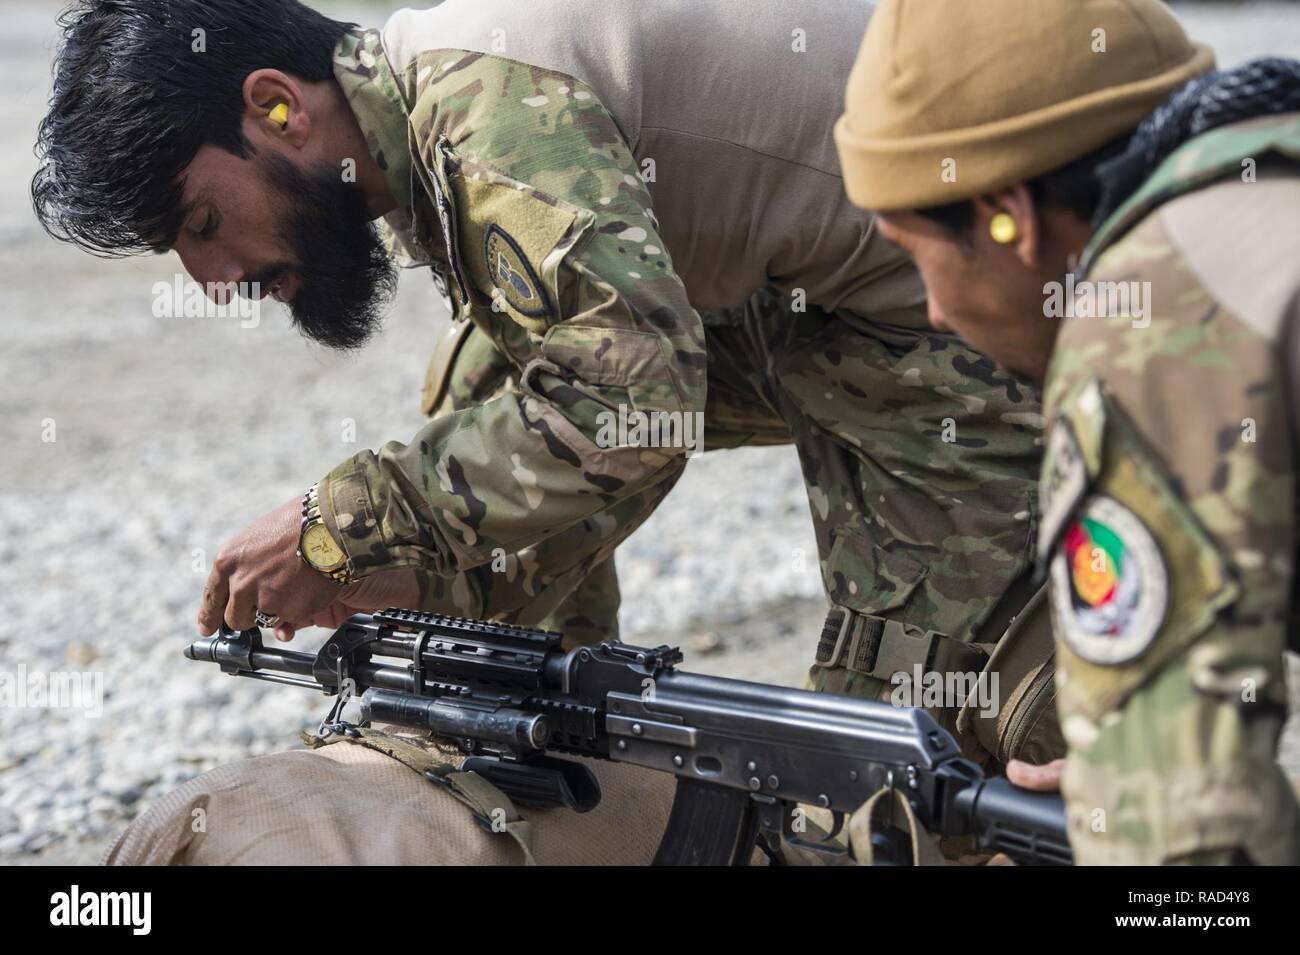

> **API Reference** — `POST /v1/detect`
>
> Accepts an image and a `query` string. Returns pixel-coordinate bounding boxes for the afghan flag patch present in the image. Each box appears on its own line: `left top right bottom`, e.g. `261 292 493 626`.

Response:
1048 495 1168 665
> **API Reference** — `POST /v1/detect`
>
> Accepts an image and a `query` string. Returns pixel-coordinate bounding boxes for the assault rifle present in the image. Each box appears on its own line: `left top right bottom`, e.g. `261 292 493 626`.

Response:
185 608 1071 865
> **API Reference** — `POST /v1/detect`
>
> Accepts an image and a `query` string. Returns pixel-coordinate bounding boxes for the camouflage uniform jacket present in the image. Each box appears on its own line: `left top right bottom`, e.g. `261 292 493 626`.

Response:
324 24 702 586
317 0 924 614
1039 112 1300 864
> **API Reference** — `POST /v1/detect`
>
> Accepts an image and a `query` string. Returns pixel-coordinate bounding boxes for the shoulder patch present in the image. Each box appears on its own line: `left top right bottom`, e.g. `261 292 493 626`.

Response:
1037 416 1088 567
485 224 551 321
1049 495 1169 666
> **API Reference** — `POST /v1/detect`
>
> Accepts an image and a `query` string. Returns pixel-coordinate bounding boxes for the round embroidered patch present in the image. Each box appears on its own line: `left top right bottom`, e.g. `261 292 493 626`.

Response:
484 224 550 319
1049 495 1168 665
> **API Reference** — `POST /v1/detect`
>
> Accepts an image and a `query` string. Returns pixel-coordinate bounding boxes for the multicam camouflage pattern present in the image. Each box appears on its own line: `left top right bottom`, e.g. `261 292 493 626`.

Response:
321 30 1045 735
323 31 703 623
421 322 625 647
427 284 1045 726
335 31 412 211
1042 114 1300 864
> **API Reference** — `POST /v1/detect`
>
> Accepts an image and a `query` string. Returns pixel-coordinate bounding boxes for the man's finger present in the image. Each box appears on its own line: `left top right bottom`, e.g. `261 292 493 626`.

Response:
1005 758 1066 792
274 622 297 643
197 564 231 635
224 579 259 632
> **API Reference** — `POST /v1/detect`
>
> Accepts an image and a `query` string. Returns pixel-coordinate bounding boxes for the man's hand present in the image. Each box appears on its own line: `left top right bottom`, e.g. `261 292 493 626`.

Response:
1005 758 1066 792
198 498 342 641
303 568 427 633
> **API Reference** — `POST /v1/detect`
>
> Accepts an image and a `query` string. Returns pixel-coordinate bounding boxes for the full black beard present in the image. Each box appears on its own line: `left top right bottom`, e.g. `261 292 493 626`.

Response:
259 153 397 350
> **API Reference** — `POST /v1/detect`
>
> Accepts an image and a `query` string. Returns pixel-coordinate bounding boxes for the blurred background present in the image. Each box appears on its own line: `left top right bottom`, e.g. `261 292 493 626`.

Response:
2 1 1298 864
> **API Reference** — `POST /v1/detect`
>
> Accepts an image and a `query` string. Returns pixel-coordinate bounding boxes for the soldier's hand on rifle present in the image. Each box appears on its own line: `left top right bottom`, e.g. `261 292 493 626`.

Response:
302 569 426 633
198 498 341 641
1006 758 1066 792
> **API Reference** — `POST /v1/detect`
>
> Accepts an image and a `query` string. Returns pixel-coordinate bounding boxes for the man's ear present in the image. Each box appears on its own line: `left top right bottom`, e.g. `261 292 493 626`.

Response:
974 185 1042 268
242 69 311 147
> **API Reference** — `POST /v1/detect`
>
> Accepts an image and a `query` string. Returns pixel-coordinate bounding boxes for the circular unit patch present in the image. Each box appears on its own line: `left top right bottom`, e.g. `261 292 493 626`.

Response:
484 224 550 319
1049 494 1168 665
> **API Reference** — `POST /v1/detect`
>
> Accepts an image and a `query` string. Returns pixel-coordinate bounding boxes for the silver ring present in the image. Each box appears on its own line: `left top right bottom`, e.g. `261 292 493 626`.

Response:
255 610 281 628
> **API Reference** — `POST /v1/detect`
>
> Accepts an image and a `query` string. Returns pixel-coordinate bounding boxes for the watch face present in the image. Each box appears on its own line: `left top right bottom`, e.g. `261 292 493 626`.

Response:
301 522 346 571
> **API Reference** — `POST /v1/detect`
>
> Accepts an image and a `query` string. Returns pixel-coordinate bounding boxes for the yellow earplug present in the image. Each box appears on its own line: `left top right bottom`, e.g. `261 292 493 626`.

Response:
989 212 1018 245
268 103 290 129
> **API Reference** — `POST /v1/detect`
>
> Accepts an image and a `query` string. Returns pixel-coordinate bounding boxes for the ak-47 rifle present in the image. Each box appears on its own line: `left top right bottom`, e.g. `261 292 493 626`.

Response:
185 608 1071 865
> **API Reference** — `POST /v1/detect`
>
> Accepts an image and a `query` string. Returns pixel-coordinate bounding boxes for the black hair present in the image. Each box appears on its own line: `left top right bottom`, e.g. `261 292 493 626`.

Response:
914 135 1133 242
31 0 354 256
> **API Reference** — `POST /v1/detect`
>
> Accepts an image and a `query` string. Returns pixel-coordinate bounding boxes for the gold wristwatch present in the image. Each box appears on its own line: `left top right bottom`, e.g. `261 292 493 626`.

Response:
298 484 352 584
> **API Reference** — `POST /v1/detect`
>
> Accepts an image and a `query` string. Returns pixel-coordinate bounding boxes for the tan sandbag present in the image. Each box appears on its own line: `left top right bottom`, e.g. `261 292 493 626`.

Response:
103 742 678 866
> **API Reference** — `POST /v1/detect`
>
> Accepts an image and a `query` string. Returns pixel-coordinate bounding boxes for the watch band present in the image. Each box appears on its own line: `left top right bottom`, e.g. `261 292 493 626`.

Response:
299 483 353 584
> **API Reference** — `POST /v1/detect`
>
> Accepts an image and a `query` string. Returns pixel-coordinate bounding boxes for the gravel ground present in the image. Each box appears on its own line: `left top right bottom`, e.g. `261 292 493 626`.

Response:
2 1 1299 865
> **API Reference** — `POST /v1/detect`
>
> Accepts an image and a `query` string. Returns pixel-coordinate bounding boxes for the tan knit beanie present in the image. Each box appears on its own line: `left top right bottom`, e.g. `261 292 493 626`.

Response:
835 0 1215 210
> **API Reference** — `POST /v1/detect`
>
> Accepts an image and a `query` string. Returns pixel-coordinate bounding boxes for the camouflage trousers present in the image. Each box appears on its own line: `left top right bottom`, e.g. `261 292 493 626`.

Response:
426 287 1052 750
